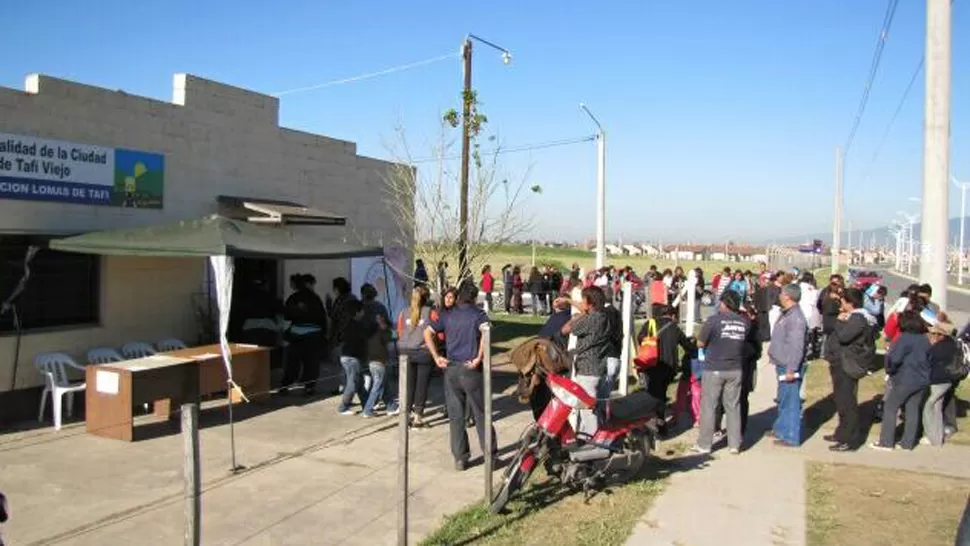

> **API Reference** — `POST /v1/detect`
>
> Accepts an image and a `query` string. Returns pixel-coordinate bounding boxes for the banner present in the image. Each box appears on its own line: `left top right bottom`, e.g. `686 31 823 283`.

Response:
351 250 408 321
0 132 164 208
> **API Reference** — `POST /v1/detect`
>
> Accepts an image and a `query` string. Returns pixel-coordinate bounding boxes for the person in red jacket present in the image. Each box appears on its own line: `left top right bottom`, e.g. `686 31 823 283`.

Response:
480 265 495 313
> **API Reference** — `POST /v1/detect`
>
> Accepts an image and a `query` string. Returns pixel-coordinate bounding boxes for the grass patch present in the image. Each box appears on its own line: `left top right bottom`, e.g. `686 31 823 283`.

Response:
421 467 666 546
490 314 545 356
806 462 970 546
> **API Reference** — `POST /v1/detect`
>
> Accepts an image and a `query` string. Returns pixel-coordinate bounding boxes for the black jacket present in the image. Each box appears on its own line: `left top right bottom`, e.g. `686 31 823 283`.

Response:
825 312 877 378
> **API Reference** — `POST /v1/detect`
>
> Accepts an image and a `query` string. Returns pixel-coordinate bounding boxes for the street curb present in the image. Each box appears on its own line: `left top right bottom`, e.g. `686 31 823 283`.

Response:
887 269 970 296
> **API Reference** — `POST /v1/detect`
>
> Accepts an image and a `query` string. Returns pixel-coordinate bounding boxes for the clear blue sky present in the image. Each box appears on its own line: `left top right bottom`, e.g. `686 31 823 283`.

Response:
3 1 968 243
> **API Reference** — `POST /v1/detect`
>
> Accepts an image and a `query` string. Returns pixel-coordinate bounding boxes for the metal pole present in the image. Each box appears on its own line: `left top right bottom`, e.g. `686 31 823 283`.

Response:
958 182 967 285
480 323 493 503
847 220 852 266
531 240 536 267
920 0 951 310
457 39 473 283
397 354 409 546
619 281 632 396
832 146 843 275
596 130 606 270
906 220 916 275
182 403 201 546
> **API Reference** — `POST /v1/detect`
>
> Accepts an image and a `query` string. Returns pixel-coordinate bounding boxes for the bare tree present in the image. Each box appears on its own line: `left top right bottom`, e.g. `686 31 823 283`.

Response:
381 120 535 296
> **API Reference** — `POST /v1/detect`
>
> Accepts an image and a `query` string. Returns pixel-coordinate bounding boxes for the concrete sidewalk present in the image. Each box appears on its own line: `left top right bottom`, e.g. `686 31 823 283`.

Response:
626 363 806 546
0 366 533 545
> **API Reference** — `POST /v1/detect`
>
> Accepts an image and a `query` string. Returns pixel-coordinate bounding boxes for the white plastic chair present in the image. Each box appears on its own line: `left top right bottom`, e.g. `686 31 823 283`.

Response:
121 341 157 359
34 353 87 430
86 347 124 365
156 338 187 352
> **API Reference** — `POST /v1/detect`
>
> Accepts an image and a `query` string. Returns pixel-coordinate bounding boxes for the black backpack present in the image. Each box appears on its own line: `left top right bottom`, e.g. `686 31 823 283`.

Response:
945 339 970 381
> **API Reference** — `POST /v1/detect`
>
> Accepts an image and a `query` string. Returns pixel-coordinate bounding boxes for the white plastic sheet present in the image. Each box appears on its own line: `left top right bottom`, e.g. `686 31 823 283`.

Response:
209 255 235 385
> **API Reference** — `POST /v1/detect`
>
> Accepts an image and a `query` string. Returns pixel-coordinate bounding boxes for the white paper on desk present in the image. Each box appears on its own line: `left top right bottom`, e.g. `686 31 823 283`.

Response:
235 343 259 348
192 352 221 360
96 370 119 395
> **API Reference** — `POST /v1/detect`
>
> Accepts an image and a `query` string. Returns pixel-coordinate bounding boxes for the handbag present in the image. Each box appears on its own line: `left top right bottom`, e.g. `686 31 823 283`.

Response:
634 319 673 369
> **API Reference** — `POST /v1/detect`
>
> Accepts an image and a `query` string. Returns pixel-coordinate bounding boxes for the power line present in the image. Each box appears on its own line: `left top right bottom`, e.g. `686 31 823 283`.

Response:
843 0 901 156
410 135 596 163
271 52 459 97
863 57 924 179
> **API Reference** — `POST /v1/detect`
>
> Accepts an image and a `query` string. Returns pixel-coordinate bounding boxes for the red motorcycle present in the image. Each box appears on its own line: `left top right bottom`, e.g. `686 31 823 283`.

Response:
490 370 660 513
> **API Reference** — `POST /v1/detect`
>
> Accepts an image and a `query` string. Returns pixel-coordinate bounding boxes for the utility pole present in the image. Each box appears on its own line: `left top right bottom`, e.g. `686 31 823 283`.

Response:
581 103 606 269
832 146 843 275
457 38 473 283
456 35 512 283
920 0 951 309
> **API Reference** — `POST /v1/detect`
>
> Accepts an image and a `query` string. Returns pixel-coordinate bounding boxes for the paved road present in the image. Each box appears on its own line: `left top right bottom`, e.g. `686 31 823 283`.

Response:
878 268 970 326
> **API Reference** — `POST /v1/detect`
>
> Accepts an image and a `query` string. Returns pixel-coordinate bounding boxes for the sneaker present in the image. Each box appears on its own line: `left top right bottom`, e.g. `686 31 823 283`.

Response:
868 442 893 452
712 430 726 444
387 405 401 417
361 412 375 419
828 442 852 452
728 447 741 455
920 437 931 446
944 426 957 438
338 407 356 416
772 439 797 448
454 459 468 472
689 445 711 455
822 434 838 443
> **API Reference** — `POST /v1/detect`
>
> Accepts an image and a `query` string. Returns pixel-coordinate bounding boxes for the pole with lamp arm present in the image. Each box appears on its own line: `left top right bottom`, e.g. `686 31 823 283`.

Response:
457 34 512 283
953 176 969 285
580 103 606 270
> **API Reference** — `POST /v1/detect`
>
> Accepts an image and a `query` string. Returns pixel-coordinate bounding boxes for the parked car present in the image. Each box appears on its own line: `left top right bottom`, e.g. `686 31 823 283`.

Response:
848 269 882 288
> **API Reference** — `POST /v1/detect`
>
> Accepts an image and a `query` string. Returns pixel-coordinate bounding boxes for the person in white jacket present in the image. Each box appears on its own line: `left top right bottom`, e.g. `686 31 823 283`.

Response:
796 272 822 400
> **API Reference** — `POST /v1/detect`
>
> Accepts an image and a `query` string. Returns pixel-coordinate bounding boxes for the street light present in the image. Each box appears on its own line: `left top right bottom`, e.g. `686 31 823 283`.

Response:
898 210 920 275
580 102 606 270
953 176 970 284
456 34 512 282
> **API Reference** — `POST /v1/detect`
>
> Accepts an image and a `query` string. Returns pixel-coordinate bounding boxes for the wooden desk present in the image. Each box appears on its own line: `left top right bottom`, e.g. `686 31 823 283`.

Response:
85 344 271 442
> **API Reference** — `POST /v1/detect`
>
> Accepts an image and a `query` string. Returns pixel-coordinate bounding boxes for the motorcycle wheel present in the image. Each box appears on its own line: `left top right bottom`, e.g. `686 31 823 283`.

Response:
490 448 537 514
606 431 652 484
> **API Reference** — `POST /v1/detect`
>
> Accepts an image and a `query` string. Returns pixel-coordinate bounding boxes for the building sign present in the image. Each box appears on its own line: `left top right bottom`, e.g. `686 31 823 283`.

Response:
0 132 164 208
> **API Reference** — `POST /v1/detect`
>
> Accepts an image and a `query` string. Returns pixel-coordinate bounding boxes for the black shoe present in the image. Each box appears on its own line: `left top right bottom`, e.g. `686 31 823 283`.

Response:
828 442 852 452
822 434 838 443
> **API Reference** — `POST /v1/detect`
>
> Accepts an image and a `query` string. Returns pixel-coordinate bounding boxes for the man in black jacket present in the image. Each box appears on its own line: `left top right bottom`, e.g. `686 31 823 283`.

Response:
824 287 876 451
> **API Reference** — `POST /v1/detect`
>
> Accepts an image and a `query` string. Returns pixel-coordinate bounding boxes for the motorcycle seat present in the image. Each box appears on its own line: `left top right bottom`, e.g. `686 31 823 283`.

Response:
606 390 662 423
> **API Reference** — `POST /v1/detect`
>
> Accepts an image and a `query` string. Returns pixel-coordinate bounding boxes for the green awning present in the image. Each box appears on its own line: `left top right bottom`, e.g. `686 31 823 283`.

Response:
48 215 384 259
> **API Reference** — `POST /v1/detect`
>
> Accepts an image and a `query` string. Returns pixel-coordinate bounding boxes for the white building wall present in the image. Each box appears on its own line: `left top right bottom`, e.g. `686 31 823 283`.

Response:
0 73 402 393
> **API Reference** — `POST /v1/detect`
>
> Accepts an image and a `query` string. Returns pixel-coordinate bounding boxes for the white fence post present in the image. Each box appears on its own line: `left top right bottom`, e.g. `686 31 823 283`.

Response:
620 281 632 396
480 323 493 503
397 353 409 546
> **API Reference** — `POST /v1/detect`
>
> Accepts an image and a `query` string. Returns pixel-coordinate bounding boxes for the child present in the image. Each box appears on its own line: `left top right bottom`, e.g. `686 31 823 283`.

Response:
673 338 702 428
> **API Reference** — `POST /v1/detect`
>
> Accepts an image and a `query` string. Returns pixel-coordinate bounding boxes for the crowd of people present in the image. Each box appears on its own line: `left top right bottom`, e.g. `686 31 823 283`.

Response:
234 257 965 477
510 259 966 454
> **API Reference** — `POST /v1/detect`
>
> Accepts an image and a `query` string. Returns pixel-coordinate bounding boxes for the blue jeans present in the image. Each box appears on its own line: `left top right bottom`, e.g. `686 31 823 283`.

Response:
339 356 368 411
364 362 387 415
773 365 802 445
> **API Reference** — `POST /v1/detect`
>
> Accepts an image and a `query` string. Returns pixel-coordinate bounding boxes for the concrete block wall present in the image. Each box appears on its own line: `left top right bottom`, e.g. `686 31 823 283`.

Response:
0 73 405 395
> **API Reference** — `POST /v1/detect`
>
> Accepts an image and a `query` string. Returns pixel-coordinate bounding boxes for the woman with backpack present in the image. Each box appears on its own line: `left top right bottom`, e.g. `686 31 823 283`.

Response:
398 285 435 427
637 304 691 434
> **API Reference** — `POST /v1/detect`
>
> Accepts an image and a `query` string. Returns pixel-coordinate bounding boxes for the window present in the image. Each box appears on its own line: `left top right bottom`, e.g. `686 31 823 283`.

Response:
0 235 100 333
